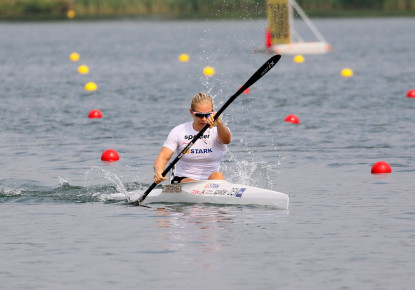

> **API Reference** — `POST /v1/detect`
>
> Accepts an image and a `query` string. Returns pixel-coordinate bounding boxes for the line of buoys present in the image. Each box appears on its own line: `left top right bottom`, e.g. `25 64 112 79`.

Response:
69 53 97 91
69 53 115 162
368 85 410 175
178 53 216 77
338 67 394 174
178 53 217 78
85 52 218 162
286 57 398 176
69 53 98 92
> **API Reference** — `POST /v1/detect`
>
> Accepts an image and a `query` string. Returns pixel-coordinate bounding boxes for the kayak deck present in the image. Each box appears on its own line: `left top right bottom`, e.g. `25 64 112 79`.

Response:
145 180 289 209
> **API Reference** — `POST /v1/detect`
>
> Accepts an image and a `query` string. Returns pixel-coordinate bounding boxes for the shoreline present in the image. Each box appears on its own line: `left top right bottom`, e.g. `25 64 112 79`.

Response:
1 10 415 22
1 0 414 21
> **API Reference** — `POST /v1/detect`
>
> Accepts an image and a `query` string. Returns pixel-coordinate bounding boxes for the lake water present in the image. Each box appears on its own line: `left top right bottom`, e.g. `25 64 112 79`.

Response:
1 17 415 289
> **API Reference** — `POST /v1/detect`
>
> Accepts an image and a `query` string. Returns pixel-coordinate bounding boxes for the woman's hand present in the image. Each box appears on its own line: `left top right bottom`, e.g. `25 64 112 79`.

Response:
207 113 232 144
153 147 174 184
207 112 221 128
154 171 167 184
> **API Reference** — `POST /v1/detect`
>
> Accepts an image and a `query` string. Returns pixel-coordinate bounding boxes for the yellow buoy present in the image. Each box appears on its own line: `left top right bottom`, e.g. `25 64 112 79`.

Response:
341 68 354 77
69 52 80 62
85 82 97 91
179 54 189 62
203 66 215 77
293 55 305 63
78 65 89 74
67 10 76 19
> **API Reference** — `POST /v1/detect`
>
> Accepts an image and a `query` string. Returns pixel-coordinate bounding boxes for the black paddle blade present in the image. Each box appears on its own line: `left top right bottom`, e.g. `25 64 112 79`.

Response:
236 54 281 97
215 54 281 117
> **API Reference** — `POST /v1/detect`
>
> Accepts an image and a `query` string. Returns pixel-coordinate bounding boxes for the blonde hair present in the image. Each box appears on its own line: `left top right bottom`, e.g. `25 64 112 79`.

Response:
190 92 214 111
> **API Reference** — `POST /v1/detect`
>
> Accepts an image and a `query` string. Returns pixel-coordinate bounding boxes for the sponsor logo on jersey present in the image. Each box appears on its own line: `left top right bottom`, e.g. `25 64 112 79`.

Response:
184 134 210 140
189 148 212 154
184 148 212 154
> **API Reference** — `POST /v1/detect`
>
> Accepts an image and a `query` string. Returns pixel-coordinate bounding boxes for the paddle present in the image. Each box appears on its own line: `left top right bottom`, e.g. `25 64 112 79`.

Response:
133 54 281 206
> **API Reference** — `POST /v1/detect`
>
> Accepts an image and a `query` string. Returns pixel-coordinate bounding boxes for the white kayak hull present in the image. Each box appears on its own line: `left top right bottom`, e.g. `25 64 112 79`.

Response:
145 180 289 209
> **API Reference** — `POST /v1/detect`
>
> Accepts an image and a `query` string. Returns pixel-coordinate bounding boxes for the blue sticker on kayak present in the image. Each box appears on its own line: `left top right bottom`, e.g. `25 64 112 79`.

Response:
235 188 246 198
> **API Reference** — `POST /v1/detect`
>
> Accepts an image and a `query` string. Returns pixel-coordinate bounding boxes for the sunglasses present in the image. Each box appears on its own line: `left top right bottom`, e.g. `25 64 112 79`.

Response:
192 111 214 119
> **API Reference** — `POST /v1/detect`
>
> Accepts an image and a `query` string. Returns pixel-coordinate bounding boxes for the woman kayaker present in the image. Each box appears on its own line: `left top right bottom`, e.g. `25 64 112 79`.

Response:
153 92 232 184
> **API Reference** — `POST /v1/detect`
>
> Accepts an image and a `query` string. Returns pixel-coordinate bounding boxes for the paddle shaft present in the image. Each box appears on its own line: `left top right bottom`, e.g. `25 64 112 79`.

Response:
134 54 281 206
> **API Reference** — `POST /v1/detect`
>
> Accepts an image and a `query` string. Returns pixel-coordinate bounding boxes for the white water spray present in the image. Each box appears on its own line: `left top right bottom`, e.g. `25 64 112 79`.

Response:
83 166 142 202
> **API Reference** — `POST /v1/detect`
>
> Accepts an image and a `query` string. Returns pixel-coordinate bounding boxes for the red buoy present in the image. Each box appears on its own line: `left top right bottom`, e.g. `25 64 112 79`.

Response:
265 27 272 48
89 109 102 118
371 161 392 174
284 114 300 124
101 149 119 162
407 89 415 98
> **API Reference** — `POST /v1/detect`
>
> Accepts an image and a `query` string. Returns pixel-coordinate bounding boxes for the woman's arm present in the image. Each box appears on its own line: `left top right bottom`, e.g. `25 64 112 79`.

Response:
153 146 174 184
208 113 232 144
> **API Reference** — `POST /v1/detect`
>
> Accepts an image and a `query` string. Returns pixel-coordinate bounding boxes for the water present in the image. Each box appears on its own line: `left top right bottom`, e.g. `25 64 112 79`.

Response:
1 18 415 289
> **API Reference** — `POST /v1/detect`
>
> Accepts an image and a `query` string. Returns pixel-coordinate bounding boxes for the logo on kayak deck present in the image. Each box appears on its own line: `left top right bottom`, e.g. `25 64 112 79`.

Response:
204 183 219 189
162 184 182 194
198 187 247 197
235 188 246 198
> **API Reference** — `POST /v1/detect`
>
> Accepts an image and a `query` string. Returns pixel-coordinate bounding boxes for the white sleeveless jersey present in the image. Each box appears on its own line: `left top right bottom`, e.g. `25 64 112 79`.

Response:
163 121 227 180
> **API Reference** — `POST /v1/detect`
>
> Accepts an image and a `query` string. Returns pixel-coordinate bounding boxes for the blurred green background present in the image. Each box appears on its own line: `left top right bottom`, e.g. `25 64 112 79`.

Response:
1 0 415 20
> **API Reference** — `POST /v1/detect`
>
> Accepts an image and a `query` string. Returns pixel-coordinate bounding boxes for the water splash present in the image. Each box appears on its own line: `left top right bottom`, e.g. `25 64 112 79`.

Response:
58 176 69 186
222 135 286 190
0 168 148 204
0 186 22 197
224 158 282 190
83 166 145 202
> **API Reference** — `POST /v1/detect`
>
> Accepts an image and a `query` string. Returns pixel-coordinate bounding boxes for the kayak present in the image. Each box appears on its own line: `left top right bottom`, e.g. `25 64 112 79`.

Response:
144 180 289 209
